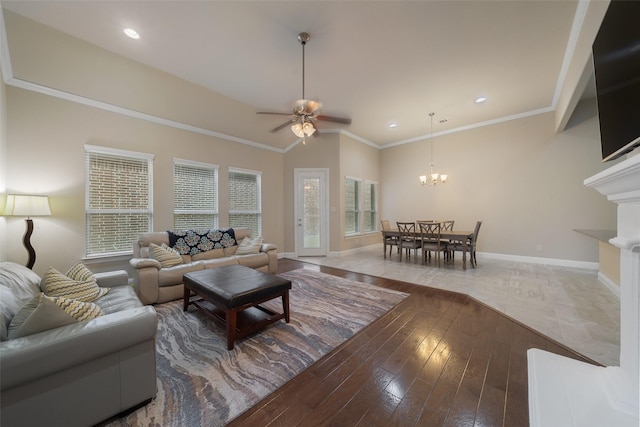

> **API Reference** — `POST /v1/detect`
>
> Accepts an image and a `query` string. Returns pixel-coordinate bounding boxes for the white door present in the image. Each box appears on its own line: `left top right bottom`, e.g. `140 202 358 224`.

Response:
294 168 329 256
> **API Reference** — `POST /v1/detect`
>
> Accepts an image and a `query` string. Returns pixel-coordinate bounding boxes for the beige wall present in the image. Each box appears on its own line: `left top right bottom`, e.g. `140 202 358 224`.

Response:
283 133 339 253
1 6 620 274
380 99 617 262
5 86 284 276
339 134 380 251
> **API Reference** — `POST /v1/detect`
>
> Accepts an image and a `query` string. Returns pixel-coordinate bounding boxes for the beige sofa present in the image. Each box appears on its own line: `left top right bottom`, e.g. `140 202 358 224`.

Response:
130 227 277 305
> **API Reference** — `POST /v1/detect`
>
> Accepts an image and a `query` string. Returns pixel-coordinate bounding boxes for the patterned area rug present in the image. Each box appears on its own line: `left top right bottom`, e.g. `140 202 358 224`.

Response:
103 269 408 426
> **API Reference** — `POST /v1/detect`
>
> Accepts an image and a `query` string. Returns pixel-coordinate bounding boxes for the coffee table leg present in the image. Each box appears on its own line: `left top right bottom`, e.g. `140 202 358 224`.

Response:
183 285 190 311
227 308 237 350
283 290 290 323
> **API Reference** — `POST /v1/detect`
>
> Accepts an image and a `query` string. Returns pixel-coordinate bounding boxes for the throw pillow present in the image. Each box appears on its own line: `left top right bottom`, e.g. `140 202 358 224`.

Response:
235 236 263 255
8 293 103 340
42 266 109 302
66 262 96 282
149 242 184 268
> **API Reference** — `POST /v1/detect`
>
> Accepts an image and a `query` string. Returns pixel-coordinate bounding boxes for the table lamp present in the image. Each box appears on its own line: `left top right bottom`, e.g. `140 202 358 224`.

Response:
2 194 52 269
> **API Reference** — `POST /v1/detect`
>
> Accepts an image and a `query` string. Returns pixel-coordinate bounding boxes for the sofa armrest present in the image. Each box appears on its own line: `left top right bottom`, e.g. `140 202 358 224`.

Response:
261 243 277 253
130 258 161 270
94 270 129 288
0 306 157 390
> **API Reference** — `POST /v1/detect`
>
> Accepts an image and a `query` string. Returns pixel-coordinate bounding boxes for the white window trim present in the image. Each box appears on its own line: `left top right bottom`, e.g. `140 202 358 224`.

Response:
228 167 262 215
173 158 220 220
84 145 154 258
363 179 379 234
344 176 363 237
228 167 262 235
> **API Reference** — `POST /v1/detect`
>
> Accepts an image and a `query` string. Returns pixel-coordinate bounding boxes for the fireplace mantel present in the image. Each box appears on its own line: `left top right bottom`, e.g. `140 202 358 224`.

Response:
528 153 640 426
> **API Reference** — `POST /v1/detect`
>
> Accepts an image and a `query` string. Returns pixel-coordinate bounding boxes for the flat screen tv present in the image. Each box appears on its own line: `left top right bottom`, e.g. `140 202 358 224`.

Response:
592 0 640 162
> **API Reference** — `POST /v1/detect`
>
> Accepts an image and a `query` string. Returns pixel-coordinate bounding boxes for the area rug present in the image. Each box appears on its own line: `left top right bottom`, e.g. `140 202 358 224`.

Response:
104 269 408 426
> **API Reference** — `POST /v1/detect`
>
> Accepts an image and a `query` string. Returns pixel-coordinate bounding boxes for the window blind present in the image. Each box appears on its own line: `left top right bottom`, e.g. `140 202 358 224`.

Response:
344 177 361 235
228 168 261 237
173 160 218 230
85 147 153 256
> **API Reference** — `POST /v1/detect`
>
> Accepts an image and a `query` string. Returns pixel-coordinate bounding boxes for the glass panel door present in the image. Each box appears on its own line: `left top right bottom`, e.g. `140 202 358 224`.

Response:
295 169 328 256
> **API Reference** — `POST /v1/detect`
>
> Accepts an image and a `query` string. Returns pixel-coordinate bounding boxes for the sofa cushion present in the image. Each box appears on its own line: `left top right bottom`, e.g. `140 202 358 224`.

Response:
8 294 103 340
235 236 263 255
157 262 205 287
0 262 42 341
191 248 225 261
138 231 171 249
41 267 109 302
201 257 239 269
149 243 184 268
236 252 269 269
94 285 143 314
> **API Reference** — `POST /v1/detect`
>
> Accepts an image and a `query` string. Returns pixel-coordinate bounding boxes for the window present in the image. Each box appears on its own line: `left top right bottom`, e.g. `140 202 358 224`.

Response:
173 159 219 230
85 145 153 257
228 168 261 238
363 180 378 233
344 176 361 235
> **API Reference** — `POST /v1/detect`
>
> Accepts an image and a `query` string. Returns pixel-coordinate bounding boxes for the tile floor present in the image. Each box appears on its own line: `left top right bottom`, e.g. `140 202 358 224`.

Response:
290 245 620 367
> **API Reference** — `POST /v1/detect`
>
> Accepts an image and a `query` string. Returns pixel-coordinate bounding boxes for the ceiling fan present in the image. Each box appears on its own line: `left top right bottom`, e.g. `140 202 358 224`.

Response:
257 32 351 141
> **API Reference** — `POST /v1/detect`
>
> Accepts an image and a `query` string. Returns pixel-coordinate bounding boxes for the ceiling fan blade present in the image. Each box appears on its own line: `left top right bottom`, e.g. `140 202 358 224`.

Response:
270 119 295 133
316 115 352 125
257 111 294 116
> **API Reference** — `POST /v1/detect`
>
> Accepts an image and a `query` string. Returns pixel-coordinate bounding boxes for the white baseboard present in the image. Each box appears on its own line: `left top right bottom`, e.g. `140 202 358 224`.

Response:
598 272 620 298
281 245 600 270
477 251 599 270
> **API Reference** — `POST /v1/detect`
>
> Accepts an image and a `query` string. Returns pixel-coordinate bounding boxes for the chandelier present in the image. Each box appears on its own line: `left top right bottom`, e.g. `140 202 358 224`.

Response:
419 112 448 185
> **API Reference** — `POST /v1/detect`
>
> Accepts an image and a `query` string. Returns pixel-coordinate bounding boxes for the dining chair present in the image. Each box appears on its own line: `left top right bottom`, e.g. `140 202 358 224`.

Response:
449 220 482 267
418 221 447 267
442 220 455 231
396 222 422 262
380 219 400 256
441 220 455 261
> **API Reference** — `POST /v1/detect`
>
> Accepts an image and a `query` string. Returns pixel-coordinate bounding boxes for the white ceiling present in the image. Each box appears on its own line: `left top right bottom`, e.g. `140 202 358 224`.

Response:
2 1 582 150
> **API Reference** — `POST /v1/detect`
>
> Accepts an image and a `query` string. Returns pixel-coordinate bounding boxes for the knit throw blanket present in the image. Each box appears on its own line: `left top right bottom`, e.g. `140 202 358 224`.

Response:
167 228 236 255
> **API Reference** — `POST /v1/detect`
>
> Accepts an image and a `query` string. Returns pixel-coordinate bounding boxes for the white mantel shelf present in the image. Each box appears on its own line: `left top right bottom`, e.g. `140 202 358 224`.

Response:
528 153 640 427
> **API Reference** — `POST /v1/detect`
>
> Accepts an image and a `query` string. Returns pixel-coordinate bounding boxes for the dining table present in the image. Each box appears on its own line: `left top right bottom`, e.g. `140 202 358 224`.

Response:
381 229 475 270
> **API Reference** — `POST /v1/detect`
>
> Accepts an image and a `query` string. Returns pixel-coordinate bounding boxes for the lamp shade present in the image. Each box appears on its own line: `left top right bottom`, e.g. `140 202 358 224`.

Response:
291 123 305 138
2 194 52 217
302 121 316 136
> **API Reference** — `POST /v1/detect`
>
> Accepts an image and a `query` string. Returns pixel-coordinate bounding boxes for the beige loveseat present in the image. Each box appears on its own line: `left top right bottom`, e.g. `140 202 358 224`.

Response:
130 227 277 305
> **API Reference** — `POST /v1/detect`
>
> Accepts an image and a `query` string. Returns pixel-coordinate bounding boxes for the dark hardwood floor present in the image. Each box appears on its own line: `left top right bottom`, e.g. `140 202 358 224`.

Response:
228 259 598 427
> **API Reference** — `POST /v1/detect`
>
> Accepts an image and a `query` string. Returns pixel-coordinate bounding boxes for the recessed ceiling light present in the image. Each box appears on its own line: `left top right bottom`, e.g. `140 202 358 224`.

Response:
389 123 398 128
475 96 487 104
124 28 140 40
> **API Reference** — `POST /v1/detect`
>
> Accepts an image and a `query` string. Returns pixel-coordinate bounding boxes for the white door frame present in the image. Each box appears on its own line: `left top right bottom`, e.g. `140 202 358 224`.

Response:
294 168 329 256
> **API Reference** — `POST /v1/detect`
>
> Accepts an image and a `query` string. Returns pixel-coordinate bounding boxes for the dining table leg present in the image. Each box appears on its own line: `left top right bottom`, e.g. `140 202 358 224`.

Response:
462 241 468 270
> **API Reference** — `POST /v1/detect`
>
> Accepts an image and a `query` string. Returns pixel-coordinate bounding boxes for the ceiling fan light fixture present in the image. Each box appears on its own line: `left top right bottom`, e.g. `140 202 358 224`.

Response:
303 121 316 136
291 122 305 138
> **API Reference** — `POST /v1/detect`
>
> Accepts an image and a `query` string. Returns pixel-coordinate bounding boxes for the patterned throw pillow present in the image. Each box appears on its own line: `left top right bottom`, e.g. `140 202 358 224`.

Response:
66 262 95 282
235 236 263 255
149 243 184 268
8 293 103 339
42 265 109 302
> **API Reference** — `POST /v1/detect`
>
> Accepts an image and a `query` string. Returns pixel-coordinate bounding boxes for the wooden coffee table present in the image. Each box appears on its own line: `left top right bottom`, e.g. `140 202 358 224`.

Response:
183 265 291 350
